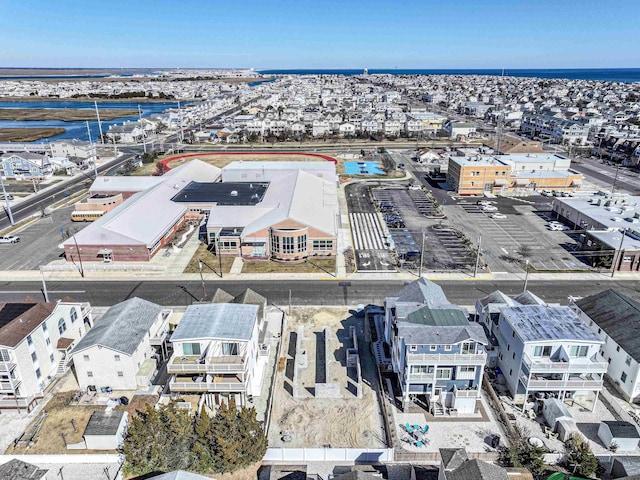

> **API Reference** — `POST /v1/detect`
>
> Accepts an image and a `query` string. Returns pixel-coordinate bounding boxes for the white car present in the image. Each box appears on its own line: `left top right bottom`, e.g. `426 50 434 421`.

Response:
490 213 507 219
482 205 498 212
0 235 20 244
548 224 569 231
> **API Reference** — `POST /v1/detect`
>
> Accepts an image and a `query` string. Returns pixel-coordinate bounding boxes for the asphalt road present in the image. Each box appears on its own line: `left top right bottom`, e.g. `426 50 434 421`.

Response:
1 278 639 307
571 159 640 194
0 153 136 229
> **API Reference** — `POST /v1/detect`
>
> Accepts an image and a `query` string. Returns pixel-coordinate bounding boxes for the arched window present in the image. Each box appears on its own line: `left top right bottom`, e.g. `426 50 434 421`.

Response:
58 318 67 335
70 308 78 324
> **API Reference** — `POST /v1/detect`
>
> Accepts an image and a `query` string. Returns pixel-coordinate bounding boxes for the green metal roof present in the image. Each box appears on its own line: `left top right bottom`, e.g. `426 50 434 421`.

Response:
405 306 469 326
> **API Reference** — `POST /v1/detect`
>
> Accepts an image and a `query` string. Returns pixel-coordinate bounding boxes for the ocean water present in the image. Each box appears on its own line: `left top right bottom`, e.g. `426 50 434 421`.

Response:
0 101 177 142
258 68 640 83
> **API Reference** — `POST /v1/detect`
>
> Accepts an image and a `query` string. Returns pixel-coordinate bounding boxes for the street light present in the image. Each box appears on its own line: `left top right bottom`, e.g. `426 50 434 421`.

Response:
473 234 482 277
523 259 530 293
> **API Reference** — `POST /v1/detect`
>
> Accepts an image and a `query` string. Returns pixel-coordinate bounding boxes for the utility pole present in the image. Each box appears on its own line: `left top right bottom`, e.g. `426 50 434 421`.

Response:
197 258 206 300
0 175 15 225
419 231 426 277
138 104 147 154
94 101 104 143
86 121 98 178
72 235 85 278
40 267 49 302
611 228 626 278
523 259 530 293
612 162 621 195
473 234 482 277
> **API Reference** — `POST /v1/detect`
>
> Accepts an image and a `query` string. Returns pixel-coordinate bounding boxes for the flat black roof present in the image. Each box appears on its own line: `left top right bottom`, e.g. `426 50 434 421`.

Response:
84 410 125 436
172 181 269 205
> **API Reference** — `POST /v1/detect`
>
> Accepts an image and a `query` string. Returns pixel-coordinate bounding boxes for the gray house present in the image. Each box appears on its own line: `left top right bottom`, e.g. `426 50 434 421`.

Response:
384 278 488 414
0 152 52 179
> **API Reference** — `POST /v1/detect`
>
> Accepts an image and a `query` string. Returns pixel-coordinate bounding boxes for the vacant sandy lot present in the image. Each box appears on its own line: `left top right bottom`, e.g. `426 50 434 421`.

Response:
269 307 387 448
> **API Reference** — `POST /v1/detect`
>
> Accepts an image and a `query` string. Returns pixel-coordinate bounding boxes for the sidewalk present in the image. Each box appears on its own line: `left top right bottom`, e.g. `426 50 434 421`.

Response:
0 267 638 283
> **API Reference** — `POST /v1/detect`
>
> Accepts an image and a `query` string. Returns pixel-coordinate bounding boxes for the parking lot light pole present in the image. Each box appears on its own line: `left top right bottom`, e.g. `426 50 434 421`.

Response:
419 231 426 277
473 234 482 277
523 259 530 293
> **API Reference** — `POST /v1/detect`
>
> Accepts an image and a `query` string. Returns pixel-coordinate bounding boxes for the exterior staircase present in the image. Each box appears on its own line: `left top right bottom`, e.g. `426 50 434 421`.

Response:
56 356 68 376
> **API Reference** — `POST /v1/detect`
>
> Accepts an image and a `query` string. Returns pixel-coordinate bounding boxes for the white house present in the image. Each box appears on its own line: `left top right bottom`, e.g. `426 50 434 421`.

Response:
70 297 171 391
571 289 640 403
49 140 92 159
339 123 356 136
167 303 269 408
0 301 93 411
491 303 606 408
443 121 477 139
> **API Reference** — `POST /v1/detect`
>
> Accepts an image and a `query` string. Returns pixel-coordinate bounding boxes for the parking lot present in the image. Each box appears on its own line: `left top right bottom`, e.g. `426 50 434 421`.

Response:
372 187 476 272
345 183 396 272
444 196 586 273
0 206 82 270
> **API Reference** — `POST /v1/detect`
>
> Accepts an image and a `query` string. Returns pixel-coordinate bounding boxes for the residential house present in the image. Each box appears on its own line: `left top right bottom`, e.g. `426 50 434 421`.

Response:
520 113 589 145
339 123 356 137
70 297 171 391
443 121 477 139
383 279 488 414
167 303 269 407
492 303 606 407
438 448 510 480
49 140 93 160
0 300 93 411
0 152 52 179
0 459 48 480
571 289 640 403
106 121 144 143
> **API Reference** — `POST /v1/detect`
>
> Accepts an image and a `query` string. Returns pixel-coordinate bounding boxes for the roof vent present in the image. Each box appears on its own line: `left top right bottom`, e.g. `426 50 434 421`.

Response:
173 184 180 189
230 190 238 196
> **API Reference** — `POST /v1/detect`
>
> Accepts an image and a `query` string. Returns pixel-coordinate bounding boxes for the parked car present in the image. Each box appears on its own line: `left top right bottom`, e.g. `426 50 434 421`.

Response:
490 213 507 219
482 205 498 212
0 194 14 201
540 190 552 197
0 235 20 244
548 224 569 231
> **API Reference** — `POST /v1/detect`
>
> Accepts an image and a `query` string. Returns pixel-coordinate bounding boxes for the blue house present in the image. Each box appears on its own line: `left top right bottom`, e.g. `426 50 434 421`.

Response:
384 278 488 414
0 152 52 179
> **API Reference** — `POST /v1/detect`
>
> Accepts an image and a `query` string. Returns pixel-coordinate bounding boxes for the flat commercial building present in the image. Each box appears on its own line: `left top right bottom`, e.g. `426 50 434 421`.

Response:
63 160 221 263
446 153 583 196
553 193 640 271
63 158 338 263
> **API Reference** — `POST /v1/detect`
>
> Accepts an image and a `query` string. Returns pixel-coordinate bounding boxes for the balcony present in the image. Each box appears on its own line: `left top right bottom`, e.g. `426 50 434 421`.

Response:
453 386 479 398
0 361 17 373
169 374 246 393
406 351 487 366
522 353 608 374
520 373 603 391
0 380 20 393
166 354 245 374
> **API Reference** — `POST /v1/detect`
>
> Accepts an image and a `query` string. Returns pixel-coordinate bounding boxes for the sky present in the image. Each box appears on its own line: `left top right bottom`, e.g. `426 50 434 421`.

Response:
1 0 639 69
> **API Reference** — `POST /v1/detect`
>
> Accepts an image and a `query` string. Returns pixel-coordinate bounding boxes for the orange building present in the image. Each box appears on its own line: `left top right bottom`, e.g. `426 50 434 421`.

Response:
446 154 584 196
